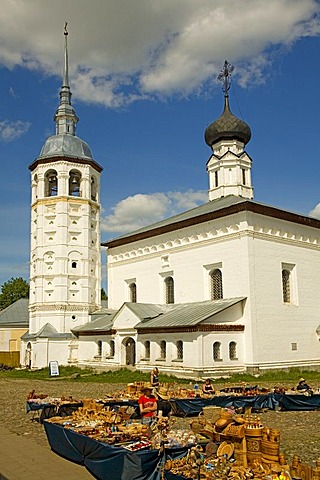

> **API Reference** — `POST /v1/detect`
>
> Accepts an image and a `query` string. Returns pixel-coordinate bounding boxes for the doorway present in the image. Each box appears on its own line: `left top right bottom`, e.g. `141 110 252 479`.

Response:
124 337 136 366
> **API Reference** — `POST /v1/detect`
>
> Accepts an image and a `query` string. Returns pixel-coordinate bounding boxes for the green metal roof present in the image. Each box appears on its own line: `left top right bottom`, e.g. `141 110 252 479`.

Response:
72 310 117 333
134 298 245 330
0 298 29 327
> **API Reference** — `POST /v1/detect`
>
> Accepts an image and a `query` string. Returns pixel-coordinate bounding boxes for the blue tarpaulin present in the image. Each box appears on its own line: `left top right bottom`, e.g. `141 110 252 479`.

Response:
170 393 320 416
44 421 187 480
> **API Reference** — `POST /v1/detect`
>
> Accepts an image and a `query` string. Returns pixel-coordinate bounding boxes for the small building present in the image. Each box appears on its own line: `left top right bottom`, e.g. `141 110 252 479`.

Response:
0 299 29 366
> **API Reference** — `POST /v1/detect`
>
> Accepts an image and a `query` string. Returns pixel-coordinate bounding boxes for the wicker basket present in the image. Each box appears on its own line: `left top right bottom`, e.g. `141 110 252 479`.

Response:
190 420 204 435
202 406 221 424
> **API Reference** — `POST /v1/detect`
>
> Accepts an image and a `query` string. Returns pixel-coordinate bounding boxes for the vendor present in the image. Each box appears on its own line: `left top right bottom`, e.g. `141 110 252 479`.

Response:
138 384 157 423
155 387 172 417
296 378 311 391
150 367 160 388
202 378 216 395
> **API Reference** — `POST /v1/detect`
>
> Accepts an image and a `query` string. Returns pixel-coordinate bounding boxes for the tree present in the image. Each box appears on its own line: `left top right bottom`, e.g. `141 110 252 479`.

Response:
101 288 108 301
0 277 29 310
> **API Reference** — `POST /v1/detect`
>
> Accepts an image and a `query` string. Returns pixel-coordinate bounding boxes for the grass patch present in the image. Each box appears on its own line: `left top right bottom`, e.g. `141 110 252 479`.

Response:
0 366 319 385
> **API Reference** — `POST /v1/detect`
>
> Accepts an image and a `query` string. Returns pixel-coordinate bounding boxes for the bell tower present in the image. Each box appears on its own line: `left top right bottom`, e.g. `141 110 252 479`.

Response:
25 25 103 367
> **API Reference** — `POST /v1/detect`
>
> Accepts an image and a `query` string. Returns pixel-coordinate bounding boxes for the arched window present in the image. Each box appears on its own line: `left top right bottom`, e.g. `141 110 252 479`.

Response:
176 340 183 360
91 176 97 201
144 341 150 359
69 170 81 197
282 269 291 303
165 276 174 304
213 342 221 361
71 261 77 269
229 341 237 360
109 340 115 357
210 269 223 300
45 170 58 197
129 283 137 303
160 340 166 359
97 340 102 357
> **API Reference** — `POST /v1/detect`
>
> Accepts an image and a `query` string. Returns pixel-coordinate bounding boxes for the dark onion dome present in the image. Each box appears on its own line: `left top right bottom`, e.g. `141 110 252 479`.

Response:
205 95 251 147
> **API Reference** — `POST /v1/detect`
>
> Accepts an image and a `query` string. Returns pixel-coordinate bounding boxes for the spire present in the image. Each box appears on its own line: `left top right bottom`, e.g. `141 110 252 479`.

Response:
54 22 79 136
63 22 69 88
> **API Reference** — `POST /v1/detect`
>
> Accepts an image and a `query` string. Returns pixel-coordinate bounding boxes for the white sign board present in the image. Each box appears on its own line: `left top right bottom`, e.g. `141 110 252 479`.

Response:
49 361 60 377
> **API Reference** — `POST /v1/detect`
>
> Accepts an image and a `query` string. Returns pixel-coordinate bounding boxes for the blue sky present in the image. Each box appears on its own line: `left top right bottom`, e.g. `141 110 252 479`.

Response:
0 0 320 288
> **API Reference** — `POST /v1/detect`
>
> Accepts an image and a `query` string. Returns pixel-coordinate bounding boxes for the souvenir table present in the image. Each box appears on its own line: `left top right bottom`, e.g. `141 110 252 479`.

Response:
44 420 188 480
170 393 320 416
26 400 83 423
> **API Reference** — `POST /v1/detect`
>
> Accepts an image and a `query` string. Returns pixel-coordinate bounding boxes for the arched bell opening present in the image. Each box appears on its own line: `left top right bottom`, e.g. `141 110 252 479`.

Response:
45 169 58 197
69 170 82 197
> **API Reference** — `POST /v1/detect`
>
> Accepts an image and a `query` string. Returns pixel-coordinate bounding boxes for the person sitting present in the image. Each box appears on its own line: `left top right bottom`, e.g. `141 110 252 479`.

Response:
150 367 160 388
296 378 311 391
155 387 172 417
202 378 216 395
138 384 157 423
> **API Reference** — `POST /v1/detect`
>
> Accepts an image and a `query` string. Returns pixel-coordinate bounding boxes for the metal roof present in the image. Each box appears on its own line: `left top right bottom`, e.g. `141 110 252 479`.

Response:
0 299 29 327
104 195 247 244
134 298 245 330
21 323 72 340
72 311 116 333
104 194 320 249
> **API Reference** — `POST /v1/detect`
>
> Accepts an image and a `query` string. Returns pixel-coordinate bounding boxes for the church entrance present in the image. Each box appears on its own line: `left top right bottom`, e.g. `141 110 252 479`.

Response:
124 337 136 366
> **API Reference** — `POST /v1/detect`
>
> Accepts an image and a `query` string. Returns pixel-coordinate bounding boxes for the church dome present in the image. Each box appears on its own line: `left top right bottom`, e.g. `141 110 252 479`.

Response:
205 95 251 147
38 134 93 160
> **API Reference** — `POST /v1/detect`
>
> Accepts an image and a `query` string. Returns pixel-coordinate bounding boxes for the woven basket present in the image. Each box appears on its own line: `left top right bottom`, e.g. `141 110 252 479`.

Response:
202 406 221 424
190 420 204 435
198 413 207 425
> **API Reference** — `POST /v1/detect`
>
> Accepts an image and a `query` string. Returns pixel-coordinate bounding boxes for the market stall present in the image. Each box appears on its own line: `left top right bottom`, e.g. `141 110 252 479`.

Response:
170 393 320 416
43 402 320 480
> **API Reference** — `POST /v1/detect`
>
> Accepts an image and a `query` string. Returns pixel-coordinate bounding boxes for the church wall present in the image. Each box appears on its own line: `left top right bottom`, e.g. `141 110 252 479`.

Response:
107 212 251 309
29 339 72 369
244 214 320 369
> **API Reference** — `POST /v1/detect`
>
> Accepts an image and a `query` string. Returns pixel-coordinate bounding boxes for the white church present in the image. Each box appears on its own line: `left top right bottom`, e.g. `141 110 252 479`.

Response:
21 32 320 377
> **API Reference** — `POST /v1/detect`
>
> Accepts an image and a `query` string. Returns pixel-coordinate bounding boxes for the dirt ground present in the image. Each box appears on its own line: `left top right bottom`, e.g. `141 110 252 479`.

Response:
1 378 319 468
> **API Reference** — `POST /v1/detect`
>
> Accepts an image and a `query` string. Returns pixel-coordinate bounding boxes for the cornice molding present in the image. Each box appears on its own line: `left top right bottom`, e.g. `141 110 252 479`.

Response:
104 201 320 249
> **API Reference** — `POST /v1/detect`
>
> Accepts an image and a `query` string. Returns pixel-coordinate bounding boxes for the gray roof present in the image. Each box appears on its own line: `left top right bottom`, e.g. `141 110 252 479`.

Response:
39 134 93 160
21 323 72 340
104 194 320 248
0 299 29 327
105 195 247 244
72 310 117 333
133 297 245 329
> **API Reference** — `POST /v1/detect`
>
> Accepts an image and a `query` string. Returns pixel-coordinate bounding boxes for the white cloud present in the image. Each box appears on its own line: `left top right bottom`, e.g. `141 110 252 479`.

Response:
101 190 207 234
0 120 31 142
309 204 320 220
0 0 319 107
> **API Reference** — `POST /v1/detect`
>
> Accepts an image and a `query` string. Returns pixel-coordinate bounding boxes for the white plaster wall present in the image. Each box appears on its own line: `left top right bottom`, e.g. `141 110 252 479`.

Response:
107 209 320 371
107 212 250 309
245 215 320 368
26 339 71 369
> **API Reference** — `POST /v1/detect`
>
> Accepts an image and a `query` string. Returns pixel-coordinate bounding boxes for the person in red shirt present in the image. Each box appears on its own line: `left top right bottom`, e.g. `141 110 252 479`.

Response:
138 384 157 423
